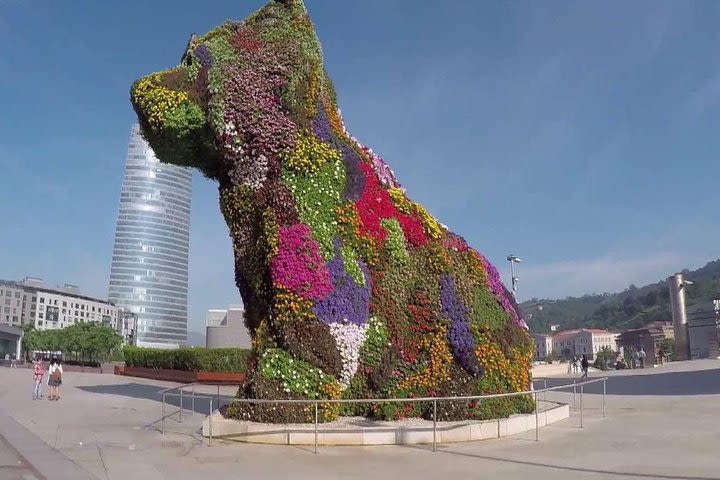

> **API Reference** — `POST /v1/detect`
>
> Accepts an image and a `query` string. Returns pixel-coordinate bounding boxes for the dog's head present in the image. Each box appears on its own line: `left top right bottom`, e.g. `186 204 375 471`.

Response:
131 0 321 182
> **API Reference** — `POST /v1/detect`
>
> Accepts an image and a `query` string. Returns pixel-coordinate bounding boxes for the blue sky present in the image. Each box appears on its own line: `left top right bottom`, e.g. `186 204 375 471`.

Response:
1 0 719 335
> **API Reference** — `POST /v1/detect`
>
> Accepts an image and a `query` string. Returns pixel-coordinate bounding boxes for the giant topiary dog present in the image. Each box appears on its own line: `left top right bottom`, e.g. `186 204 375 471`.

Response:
131 0 533 423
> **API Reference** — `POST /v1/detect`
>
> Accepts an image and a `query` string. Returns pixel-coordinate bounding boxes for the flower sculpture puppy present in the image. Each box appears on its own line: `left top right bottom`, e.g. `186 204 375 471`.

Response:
131 0 534 423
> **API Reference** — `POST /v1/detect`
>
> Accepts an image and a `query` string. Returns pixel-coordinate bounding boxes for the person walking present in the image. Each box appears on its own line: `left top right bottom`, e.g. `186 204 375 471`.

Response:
32 358 44 400
638 347 646 369
658 347 666 366
10 354 17 368
581 354 590 379
47 358 63 401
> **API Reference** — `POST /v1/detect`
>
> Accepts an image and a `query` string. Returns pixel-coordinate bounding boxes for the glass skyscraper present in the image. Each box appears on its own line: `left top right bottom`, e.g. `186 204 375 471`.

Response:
109 124 192 348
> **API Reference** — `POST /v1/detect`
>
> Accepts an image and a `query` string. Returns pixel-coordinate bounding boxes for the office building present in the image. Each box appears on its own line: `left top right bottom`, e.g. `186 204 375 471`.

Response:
108 125 192 348
206 305 251 349
0 278 121 331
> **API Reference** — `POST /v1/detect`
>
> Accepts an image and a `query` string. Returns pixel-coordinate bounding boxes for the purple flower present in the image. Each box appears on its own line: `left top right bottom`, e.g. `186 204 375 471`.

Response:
312 239 370 326
194 44 213 68
440 275 481 377
312 102 365 201
479 255 527 329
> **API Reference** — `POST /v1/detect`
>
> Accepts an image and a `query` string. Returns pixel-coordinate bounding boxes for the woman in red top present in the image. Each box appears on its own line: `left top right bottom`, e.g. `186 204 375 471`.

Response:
32 358 44 400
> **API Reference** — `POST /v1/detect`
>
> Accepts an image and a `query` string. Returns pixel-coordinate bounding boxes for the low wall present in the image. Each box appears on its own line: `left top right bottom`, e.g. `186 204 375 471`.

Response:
201 402 570 446
115 366 245 384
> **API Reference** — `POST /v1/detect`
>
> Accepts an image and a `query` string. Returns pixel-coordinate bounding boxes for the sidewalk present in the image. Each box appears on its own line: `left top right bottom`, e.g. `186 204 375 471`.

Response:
0 408 96 480
1 362 720 479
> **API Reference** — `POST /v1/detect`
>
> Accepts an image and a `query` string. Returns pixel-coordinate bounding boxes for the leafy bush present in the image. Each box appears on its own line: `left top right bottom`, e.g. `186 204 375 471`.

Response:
123 347 250 373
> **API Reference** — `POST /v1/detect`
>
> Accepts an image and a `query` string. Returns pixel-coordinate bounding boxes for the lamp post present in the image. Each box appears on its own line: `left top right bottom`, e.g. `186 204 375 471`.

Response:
506 254 522 299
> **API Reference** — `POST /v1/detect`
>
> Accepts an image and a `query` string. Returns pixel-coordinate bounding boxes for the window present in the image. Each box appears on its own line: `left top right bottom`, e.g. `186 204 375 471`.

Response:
4 299 9 305
15 300 20 307
32 297 36 303
12 316 18 323
62 309 66 314
54 300 58 305
63 301 67 307
39 312 44 319
14 292 20 298
40 298 45 304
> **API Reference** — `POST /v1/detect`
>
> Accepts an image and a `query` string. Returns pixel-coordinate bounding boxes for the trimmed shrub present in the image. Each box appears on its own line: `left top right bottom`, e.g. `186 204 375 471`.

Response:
123 347 250 373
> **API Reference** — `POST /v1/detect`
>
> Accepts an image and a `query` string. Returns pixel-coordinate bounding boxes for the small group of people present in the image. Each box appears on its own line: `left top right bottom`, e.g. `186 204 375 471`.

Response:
567 354 590 378
31 357 63 401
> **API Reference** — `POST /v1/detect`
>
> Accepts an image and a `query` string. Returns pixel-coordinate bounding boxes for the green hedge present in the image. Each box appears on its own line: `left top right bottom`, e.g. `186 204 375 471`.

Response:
123 347 251 373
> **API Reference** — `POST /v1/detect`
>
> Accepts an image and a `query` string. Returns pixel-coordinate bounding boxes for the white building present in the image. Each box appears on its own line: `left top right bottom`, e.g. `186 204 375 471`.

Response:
552 328 618 360
0 282 26 327
0 278 121 334
206 305 251 349
532 333 553 360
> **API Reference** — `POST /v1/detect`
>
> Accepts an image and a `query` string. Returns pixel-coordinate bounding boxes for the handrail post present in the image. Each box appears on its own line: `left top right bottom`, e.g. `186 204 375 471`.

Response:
179 387 183 423
314 401 319 455
208 399 213 446
161 393 166 435
192 384 195 416
432 399 437 452
534 391 539 441
543 379 547 402
573 380 577 409
217 384 220 409
602 378 607 418
580 384 584 428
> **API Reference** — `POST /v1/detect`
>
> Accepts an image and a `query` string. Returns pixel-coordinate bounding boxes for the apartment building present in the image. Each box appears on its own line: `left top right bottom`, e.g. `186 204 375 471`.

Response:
552 328 618 360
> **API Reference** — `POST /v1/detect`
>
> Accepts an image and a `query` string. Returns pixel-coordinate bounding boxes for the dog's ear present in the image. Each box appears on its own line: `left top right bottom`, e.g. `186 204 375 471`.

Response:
275 0 306 11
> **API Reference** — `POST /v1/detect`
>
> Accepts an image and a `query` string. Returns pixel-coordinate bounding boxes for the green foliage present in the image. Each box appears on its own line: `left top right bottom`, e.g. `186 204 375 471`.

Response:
24 322 123 363
523 259 720 333
123 346 250 373
660 338 675 361
470 282 510 332
593 346 616 371
282 157 346 259
341 243 365 286
360 316 390 368
259 348 336 399
380 218 409 266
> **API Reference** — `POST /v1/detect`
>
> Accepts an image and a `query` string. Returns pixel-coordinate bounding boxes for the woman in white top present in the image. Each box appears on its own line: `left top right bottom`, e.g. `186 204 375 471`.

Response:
47 358 63 401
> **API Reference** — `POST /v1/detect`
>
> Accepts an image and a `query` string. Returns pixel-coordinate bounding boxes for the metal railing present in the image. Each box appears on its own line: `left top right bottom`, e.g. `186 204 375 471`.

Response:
156 377 608 453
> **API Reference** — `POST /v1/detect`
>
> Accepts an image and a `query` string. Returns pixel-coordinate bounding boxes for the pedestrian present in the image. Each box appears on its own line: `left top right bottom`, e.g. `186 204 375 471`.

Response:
638 347 646 369
47 358 63 401
581 354 589 379
10 353 17 368
32 357 44 400
658 347 665 366
572 356 579 374
632 348 639 369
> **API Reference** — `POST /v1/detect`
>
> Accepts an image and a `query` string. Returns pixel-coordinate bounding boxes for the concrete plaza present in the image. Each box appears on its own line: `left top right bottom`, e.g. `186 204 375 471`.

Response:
1 360 720 480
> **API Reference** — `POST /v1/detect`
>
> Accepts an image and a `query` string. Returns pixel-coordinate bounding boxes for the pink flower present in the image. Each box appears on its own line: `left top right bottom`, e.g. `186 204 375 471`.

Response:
270 224 333 300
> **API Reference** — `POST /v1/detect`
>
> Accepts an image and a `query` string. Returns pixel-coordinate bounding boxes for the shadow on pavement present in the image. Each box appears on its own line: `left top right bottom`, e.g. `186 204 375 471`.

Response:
76 383 236 415
543 368 720 396
437 449 720 480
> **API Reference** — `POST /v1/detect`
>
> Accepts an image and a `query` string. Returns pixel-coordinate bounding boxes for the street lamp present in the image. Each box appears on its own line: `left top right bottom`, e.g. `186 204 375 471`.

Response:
507 254 522 299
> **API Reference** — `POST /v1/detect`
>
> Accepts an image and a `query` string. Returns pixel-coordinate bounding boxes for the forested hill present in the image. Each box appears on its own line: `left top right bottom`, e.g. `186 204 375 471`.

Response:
522 259 720 333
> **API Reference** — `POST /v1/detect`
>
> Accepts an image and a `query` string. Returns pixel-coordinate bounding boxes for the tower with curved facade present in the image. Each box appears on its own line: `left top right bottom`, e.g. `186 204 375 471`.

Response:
109 124 192 348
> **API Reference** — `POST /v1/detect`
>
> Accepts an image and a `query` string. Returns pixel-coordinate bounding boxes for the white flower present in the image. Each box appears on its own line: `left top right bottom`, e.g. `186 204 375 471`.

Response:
329 322 370 389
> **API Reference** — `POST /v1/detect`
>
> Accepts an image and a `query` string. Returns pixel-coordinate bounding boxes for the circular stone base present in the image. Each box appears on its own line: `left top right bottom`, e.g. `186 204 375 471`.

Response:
201 401 569 445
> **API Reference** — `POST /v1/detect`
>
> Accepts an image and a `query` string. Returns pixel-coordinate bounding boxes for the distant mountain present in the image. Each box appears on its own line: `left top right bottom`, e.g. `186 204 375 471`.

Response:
522 259 720 333
186 330 206 347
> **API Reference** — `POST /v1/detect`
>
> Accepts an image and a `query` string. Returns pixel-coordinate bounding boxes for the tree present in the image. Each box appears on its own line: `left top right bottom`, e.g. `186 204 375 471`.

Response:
593 346 615 371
